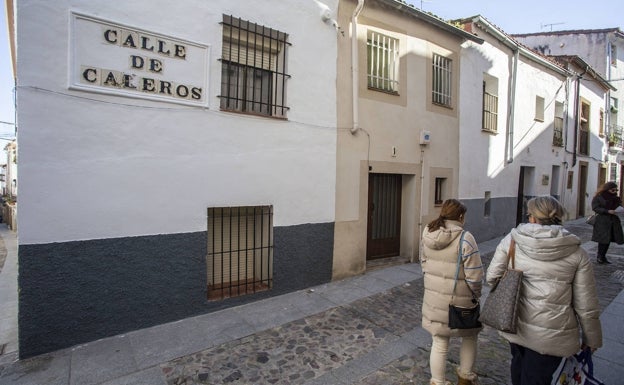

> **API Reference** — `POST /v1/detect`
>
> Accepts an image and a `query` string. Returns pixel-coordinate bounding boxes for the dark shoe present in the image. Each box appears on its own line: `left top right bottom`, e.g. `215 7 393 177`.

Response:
597 256 611 264
603 256 612 264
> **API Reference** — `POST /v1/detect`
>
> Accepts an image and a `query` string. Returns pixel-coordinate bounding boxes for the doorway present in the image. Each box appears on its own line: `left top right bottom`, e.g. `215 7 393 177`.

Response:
367 173 402 260
578 162 588 217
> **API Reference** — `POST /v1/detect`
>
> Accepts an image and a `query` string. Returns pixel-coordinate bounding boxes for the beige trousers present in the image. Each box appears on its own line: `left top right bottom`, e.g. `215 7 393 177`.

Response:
430 334 477 384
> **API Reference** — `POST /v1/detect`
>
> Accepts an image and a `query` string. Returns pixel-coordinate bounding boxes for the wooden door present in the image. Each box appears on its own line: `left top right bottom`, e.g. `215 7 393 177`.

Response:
367 173 402 260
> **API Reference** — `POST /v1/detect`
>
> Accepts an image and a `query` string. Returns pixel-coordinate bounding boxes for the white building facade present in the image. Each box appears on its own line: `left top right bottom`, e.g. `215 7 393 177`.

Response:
514 28 624 191
12 0 338 357
457 17 612 239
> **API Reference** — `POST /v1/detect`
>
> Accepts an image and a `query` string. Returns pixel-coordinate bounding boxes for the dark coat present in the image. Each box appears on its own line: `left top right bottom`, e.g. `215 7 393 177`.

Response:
591 195 624 244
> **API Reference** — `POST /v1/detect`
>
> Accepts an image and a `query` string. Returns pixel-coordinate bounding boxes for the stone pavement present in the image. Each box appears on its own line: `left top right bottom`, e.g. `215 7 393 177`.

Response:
0 218 623 385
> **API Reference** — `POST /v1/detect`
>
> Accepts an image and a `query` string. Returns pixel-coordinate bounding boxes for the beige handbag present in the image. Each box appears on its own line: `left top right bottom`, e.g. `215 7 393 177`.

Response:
478 239 523 333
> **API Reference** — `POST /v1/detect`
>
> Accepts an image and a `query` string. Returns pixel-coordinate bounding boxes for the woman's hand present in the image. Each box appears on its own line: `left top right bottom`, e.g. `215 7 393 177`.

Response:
608 209 616 215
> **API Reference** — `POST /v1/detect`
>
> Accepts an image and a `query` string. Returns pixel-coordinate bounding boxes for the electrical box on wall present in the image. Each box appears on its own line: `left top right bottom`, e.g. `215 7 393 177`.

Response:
420 130 431 145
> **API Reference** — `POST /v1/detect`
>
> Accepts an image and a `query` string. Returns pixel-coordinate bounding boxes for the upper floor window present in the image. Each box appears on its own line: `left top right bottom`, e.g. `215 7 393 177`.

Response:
611 44 617 67
579 102 590 155
535 95 545 122
432 54 452 107
219 15 290 118
367 31 399 93
553 101 564 147
482 74 498 133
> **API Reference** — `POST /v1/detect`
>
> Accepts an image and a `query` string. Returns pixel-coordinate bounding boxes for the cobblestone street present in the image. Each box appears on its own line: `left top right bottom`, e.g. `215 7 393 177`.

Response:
1 218 623 385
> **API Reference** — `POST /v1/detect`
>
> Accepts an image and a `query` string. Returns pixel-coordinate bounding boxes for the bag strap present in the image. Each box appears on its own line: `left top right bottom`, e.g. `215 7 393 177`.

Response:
452 231 467 296
509 239 516 270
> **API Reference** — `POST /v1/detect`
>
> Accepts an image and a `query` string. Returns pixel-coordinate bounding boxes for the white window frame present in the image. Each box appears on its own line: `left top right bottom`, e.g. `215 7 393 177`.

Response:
367 31 399 93
432 54 452 107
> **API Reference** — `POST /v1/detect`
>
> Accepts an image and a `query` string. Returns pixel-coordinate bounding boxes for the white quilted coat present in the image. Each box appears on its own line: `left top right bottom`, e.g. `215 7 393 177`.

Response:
487 223 603 357
421 220 484 337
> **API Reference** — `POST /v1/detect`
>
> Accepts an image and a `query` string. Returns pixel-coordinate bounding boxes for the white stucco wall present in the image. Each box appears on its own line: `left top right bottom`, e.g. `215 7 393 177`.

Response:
460 27 576 208
458 39 512 199
16 0 338 244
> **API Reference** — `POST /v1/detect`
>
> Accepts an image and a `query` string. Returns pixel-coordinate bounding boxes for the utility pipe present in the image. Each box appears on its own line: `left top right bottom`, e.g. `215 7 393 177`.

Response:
572 67 588 167
506 48 519 163
350 0 365 134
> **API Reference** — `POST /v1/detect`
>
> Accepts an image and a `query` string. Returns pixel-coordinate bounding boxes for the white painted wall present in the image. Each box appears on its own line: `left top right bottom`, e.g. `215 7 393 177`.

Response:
458 39 512 199
16 0 338 244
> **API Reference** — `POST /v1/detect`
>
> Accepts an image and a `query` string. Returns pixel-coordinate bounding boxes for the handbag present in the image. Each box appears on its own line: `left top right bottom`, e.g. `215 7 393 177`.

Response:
586 213 597 226
448 231 482 329
478 238 523 333
550 349 605 385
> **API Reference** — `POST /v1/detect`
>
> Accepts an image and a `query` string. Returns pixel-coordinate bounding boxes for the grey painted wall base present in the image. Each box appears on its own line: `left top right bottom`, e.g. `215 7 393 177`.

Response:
18 222 334 358
463 196 518 243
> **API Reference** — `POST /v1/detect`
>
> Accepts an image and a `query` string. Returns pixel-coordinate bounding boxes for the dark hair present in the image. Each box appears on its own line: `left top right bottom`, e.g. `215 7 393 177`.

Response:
527 195 565 225
595 181 618 197
427 199 467 232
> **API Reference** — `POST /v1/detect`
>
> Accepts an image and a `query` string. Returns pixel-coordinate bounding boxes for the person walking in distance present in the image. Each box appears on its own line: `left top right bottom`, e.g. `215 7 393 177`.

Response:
487 196 602 385
591 181 624 264
421 199 483 385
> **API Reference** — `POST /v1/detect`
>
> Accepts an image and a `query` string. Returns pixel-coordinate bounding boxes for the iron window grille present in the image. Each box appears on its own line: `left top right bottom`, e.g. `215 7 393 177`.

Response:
553 116 564 146
207 206 273 301
367 31 399 93
482 90 498 133
432 54 452 107
219 15 290 118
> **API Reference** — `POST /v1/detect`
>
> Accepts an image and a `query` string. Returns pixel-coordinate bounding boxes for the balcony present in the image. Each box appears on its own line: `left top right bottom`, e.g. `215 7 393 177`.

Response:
608 124 623 153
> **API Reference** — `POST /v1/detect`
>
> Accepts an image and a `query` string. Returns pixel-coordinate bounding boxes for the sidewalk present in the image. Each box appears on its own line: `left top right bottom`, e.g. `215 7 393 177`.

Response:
0 219 622 385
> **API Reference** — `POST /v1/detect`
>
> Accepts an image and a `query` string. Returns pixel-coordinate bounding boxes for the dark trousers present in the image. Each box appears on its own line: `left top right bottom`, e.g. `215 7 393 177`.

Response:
510 343 562 385
598 243 610 257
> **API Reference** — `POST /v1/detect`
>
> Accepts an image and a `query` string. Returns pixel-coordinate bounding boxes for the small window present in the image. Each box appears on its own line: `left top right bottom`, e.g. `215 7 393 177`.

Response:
434 177 446 205
484 191 491 217
610 163 618 181
219 15 290 118
567 171 574 190
535 95 545 122
611 44 617 67
367 31 399 93
432 54 452 107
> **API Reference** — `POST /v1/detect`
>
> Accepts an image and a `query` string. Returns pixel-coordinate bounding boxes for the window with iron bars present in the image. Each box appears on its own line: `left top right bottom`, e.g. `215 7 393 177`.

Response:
367 31 399 93
579 102 590 156
553 101 564 147
432 54 452 107
219 15 290 118
207 206 273 301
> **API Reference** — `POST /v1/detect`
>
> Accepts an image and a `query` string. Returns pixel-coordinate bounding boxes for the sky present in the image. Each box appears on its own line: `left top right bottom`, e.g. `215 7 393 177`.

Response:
1 0 623 141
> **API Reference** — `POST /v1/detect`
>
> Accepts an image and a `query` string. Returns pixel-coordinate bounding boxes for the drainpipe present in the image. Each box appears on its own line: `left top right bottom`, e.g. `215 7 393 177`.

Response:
506 48 519 163
572 66 588 167
350 0 365 134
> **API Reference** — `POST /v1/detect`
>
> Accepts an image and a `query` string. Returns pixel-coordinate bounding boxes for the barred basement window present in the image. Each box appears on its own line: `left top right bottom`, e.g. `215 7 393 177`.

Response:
432 54 452 107
367 31 399 93
207 206 273 301
219 15 290 118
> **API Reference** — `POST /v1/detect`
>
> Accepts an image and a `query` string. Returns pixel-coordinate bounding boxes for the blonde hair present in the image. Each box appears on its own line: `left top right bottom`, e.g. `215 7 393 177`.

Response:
427 199 467 232
527 195 565 225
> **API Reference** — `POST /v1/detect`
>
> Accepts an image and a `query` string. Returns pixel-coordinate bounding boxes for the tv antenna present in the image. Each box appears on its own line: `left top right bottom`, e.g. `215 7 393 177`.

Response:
419 0 432 10
541 22 565 31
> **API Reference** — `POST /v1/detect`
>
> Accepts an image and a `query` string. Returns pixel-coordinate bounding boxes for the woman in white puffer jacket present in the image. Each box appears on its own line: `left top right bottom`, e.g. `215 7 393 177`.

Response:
487 196 602 385
421 199 483 385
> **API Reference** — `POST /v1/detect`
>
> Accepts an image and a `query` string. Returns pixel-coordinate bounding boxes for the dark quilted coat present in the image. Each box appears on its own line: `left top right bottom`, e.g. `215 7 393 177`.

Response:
591 195 624 245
